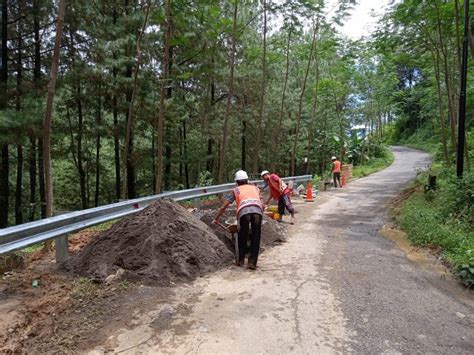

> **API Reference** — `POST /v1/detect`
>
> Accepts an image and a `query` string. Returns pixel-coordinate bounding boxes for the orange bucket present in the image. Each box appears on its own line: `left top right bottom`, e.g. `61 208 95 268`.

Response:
264 211 274 219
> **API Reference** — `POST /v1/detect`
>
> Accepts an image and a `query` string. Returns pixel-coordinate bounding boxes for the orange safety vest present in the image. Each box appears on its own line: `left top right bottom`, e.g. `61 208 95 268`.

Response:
332 160 341 173
233 184 263 215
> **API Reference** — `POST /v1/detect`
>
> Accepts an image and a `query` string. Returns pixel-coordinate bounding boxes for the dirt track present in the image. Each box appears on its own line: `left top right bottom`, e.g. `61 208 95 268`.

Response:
86 146 473 354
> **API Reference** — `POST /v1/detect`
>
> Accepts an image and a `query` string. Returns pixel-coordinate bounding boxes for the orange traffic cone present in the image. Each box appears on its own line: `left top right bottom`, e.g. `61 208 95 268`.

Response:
305 182 314 202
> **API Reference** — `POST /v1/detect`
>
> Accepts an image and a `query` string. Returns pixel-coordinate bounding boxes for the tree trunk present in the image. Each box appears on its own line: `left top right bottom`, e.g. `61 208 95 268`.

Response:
122 0 152 198
112 9 121 201
337 105 345 161
468 26 474 60
183 119 190 189
241 119 246 170
206 138 214 173
306 51 320 175
95 90 101 207
164 45 174 191
290 21 318 176
155 0 172 192
321 112 329 176
76 83 87 209
33 0 41 83
0 146 9 228
0 0 9 228
217 0 238 183
43 0 67 220
276 28 291 168
164 137 171 190
253 0 267 173
179 128 183 184
464 135 470 172
30 0 40 221
152 130 156 193
206 80 215 174
15 14 24 225
431 48 450 164
67 29 88 209
28 137 37 221
15 146 23 225
454 0 463 73
434 1 457 150
38 138 46 218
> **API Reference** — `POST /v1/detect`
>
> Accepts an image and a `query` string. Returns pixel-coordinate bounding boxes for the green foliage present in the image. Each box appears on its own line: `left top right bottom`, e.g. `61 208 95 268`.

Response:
352 147 394 178
399 170 474 286
311 174 321 187
196 171 214 187
346 135 388 166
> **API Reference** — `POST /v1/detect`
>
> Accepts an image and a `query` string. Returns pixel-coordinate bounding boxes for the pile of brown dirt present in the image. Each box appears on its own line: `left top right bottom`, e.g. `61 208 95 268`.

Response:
66 199 233 285
196 209 287 249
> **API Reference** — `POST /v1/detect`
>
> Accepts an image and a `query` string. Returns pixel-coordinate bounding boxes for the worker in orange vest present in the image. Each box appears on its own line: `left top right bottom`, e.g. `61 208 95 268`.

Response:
260 170 295 224
331 156 342 188
213 170 264 270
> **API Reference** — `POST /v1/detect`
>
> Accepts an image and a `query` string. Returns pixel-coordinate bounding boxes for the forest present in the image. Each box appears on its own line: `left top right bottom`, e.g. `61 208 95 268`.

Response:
0 0 472 229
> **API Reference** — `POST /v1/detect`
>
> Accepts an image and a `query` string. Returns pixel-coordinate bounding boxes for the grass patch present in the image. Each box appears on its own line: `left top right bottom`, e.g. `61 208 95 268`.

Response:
23 243 44 253
352 148 395 178
86 220 117 232
397 169 474 286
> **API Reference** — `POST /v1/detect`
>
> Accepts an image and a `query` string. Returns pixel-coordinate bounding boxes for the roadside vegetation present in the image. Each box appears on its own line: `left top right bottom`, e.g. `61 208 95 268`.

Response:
389 106 474 287
359 0 474 286
351 145 394 179
396 157 474 286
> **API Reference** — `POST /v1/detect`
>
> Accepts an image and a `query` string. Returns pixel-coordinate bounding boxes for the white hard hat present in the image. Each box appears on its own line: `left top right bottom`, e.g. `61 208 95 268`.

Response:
331 156 337 160
260 170 270 177
234 170 249 181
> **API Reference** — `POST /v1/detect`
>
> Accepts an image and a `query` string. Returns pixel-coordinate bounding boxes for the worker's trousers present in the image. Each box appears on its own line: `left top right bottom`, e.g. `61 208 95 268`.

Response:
278 193 295 216
333 172 341 188
238 213 262 265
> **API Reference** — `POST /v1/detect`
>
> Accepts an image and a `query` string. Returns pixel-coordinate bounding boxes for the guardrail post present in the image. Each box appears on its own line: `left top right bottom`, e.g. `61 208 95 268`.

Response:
194 197 201 210
55 234 69 263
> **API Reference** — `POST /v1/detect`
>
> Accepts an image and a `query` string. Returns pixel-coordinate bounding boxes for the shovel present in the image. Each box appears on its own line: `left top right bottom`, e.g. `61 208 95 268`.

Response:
214 221 240 264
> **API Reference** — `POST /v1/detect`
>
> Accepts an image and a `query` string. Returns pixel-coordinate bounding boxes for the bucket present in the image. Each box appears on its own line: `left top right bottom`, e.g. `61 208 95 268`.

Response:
273 213 281 220
267 205 278 213
264 211 274 219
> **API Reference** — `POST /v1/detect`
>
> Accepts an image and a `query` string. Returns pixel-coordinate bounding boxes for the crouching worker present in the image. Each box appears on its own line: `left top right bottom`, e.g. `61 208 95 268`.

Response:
261 170 295 224
213 170 263 270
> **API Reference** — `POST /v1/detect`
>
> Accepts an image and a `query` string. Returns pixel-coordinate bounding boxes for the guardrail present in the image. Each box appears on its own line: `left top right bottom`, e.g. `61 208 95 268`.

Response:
0 175 312 262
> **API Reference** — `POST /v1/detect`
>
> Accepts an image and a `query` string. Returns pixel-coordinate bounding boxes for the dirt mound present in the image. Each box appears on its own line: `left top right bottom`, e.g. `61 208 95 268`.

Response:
196 209 287 249
66 199 233 285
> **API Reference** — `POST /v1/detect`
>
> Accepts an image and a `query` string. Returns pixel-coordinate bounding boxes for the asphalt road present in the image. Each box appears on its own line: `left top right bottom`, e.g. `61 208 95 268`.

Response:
95 146 473 354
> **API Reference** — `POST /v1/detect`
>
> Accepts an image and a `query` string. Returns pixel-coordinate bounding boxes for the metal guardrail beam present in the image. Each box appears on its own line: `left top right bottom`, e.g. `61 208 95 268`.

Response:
0 175 312 259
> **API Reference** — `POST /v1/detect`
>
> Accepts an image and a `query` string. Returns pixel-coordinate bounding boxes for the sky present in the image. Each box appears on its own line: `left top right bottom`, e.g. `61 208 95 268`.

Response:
329 0 399 40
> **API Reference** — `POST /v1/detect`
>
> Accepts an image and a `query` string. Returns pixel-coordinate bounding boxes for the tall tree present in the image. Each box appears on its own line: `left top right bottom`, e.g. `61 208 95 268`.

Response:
290 19 319 176
0 0 9 228
122 0 152 198
155 0 172 192
253 0 267 174
43 0 67 219
218 0 238 183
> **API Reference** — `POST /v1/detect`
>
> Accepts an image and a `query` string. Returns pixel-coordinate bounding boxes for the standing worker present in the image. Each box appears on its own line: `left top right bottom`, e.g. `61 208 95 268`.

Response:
261 170 295 224
213 170 263 270
331 156 342 188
